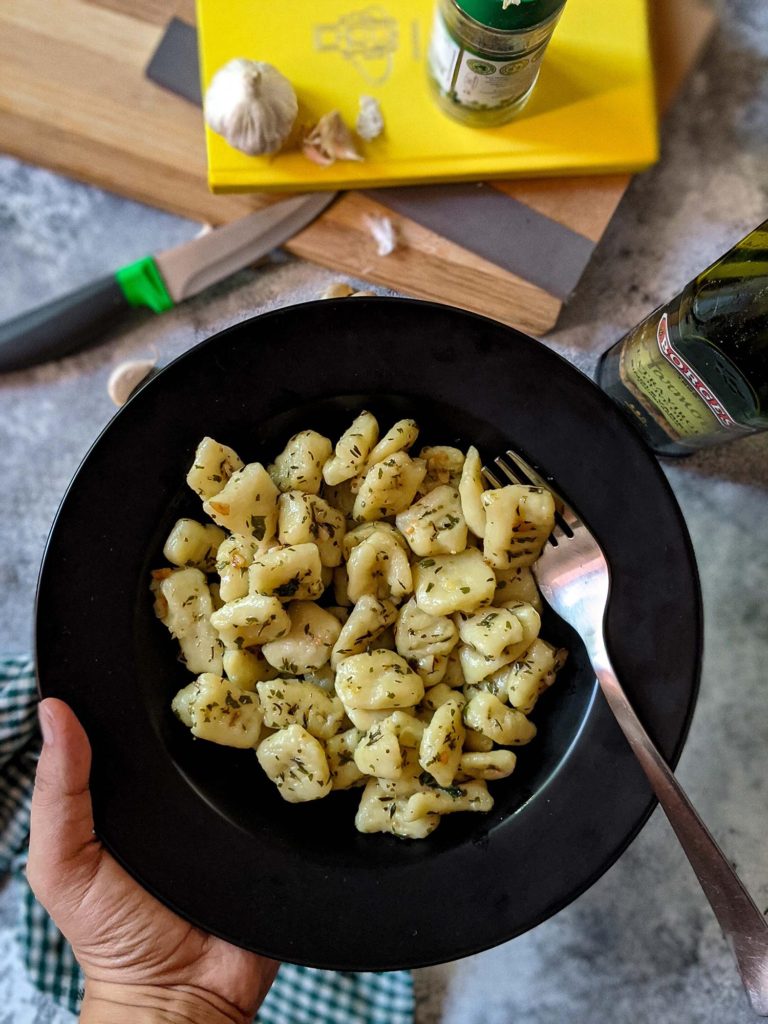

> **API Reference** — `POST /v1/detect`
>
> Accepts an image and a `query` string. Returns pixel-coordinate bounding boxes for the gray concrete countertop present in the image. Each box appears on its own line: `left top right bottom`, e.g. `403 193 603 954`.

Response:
1 1 767 1020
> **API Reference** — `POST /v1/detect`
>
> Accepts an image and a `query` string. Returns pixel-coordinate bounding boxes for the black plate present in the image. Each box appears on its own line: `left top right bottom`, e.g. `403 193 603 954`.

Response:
36 298 702 970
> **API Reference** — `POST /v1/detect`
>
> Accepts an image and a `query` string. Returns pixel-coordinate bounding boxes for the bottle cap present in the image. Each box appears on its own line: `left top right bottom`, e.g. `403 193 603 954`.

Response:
455 0 565 31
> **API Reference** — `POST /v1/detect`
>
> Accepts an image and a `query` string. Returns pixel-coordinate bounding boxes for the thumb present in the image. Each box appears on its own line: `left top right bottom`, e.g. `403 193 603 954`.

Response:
27 698 102 912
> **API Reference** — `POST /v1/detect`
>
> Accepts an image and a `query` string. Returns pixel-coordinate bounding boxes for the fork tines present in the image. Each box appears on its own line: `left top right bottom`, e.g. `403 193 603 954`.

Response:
482 450 574 540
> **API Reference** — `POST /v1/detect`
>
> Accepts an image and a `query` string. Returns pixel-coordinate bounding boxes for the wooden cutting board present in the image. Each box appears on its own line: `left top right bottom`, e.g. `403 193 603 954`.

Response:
0 0 714 335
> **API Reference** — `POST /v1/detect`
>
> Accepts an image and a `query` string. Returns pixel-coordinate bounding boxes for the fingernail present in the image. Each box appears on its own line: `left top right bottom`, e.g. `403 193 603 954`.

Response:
38 703 55 747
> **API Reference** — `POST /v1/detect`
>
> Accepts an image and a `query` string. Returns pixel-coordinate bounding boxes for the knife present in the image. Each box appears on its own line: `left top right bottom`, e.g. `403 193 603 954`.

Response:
0 191 336 374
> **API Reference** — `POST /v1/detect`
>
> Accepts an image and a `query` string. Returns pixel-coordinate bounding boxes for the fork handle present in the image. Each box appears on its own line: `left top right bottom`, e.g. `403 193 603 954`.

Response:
593 649 768 1015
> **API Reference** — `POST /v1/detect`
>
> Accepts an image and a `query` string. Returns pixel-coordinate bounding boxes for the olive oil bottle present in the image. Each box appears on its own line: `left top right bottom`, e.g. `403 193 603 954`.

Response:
597 221 768 455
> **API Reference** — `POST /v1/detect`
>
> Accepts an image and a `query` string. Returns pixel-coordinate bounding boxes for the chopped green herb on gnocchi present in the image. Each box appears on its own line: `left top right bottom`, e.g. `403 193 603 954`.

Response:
152 413 567 839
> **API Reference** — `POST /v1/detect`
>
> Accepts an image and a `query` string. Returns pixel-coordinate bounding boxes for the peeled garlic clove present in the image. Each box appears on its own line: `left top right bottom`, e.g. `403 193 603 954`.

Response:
107 358 157 407
204 58 298 156
356 95 384 141
303 111 363 166
321 282 355 299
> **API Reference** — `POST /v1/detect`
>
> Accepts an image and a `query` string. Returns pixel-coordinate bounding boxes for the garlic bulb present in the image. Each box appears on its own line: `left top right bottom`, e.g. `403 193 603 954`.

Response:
204 58 298 155
303 111 363 166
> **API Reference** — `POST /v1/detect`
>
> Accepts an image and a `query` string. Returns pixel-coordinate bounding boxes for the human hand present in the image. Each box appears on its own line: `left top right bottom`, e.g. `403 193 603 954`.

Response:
27 698 277 1024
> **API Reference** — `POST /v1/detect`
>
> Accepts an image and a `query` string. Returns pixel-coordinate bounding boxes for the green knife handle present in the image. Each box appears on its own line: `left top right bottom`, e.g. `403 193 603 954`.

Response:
0 258 173 374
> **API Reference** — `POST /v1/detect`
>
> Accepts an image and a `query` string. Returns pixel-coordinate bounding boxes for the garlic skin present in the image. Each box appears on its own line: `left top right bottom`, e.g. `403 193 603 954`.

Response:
356 95 384 141
303 111 363 166
204 58 298 156
364 214 397 256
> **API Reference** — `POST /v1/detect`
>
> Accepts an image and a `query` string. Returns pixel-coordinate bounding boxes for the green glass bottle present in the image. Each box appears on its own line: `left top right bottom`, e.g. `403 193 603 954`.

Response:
597 220 768 455
427 0 566 126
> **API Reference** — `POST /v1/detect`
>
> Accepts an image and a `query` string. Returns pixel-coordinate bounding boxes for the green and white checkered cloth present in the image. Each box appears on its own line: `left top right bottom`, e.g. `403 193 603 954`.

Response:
0 656 414 1024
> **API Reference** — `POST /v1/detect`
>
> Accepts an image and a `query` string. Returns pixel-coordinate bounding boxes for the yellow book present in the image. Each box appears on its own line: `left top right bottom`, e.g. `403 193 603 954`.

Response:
197 0 657 193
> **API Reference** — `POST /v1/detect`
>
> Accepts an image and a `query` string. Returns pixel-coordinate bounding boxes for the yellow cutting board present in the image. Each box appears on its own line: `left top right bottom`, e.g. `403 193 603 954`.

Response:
198 0 658 193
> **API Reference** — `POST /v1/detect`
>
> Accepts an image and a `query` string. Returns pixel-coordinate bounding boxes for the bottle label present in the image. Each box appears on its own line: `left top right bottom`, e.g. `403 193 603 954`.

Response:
617 311 749 445
655 314 738 428
428 11 544 110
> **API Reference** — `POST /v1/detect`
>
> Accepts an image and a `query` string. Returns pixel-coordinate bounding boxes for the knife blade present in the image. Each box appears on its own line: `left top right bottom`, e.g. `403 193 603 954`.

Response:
0 191 336 374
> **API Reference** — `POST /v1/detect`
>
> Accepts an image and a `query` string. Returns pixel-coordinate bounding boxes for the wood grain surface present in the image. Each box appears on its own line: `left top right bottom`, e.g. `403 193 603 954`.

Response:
0 0 714 333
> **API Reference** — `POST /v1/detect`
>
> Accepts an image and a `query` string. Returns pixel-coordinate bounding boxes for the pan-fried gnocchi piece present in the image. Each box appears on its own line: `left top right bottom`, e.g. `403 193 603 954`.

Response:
442 647 466 689
353 721 404 780
395 485 467 557
352 451 427 522
458 606 529 659
261 601 341 674
332 564 352 606
500 601 541 657
203 463 279 545
458 446 486 538
331 594 398 668
222 647 278 689
403 779 492 821
458 601 541 683
421 682 461 713
462 672 508 703
355 779 440 839
152 567 223 674
351 709 426 781
321 478 357 519
158 415 568 840
256 725 332 803
323 411 379 486
256 679 345 739
343 707 391 731
377 747 426 796
278 492 345 567
493 565 542 611
458 643 518 686
346 529 413 603
498 639 568 713
163 519 226 572
458 750 517 781
248 543 324 602
269 430 333 494
482 484 555 570
209 594 290 649
325 605 350 625
366 418 419 468
370 624 397 652
171 673 262 747
342 521 408 561
186 437 243 499
379 710 425 747
419 697 465 787
464 728 494 752
326 728 366 789
301 662 336 693
419 446 465 492
463 692 537 746
395 598 458 661
412 549 496 616
216 534 258 602
412 654 449 687
335 650 424 711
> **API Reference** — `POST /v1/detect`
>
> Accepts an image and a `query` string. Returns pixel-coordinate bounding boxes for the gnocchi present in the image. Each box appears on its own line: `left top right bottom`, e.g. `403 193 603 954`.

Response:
153 412 567 839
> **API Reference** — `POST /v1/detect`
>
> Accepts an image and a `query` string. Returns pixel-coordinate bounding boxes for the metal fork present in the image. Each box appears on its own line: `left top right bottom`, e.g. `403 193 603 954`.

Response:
484 449 768 1016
